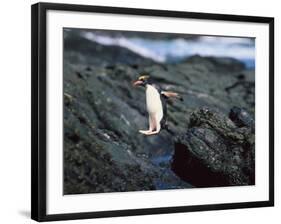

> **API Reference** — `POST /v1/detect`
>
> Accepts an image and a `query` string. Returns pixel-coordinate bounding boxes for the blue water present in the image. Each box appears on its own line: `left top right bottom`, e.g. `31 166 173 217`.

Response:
151 154 172 165
151 154 193 189
242 59 255 69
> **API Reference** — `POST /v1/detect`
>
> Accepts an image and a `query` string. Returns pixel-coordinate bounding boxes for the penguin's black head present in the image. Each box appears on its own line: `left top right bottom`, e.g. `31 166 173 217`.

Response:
133 75 150 87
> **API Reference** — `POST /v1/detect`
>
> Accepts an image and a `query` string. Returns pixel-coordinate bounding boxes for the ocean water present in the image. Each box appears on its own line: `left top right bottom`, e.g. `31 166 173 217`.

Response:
83 32 255 69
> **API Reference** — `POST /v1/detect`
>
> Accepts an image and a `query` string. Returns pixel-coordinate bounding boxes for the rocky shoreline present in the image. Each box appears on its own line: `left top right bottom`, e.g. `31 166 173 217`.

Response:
172 107 255 187
63 30 255 194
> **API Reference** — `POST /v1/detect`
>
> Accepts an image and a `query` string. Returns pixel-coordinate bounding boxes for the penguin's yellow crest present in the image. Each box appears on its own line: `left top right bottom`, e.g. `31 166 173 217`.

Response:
138 75 150 81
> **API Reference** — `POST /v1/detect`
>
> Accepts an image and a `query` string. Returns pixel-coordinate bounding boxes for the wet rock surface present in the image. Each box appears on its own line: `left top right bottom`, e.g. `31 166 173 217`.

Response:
63 29 255 194
172 107 255 187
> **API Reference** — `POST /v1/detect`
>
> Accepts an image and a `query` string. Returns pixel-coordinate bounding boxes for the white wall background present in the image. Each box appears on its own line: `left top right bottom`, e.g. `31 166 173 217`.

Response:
0 0 279 223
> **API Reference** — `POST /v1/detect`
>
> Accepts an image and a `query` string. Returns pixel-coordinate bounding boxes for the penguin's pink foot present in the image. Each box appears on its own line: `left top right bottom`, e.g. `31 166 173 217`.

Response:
145 130 160 136
139 130 152 135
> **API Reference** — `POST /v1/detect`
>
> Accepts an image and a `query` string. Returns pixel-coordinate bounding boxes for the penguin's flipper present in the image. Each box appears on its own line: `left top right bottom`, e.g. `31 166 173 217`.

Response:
161 91 183 101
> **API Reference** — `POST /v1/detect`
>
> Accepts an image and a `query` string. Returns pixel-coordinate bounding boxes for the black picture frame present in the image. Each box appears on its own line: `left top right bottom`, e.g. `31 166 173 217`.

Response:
31 2 274 222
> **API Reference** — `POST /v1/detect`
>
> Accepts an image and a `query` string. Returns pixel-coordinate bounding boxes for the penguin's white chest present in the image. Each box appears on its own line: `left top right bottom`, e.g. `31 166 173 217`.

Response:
146 85 163 117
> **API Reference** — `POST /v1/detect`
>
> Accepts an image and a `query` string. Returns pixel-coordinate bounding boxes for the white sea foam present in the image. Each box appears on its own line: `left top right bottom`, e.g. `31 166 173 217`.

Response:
84 32 166 62
82 31 255 65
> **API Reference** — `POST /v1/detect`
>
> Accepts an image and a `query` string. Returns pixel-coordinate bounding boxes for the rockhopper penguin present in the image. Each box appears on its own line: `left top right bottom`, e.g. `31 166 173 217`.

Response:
133 75 183 136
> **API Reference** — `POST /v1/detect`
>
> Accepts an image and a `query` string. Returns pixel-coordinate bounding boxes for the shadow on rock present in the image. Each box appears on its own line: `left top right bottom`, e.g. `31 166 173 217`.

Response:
172 107 255 187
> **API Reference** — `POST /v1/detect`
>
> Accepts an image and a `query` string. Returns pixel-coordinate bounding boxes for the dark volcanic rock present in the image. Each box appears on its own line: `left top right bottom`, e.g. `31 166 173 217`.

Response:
63 29 255 194
185 55 246 73
229 106 255 129
172 107 255 187
64 29 154 67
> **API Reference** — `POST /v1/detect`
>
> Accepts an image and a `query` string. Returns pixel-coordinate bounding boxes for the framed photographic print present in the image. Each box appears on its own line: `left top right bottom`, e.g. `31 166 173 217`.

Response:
31 2 274 222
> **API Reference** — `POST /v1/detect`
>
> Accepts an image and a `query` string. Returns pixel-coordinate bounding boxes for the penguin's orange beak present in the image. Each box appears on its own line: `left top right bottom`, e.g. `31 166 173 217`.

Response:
132 80 143 87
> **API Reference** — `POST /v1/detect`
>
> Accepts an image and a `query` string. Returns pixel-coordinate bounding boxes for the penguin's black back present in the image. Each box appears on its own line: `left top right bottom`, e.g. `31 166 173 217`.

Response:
160 92 168 129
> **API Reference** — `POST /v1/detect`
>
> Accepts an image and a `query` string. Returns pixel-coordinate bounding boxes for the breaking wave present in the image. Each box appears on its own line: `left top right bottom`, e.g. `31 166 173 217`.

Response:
83 32 255 68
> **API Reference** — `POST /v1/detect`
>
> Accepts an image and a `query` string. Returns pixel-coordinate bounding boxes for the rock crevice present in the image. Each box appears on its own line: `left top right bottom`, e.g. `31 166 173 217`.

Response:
172 107 255 187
